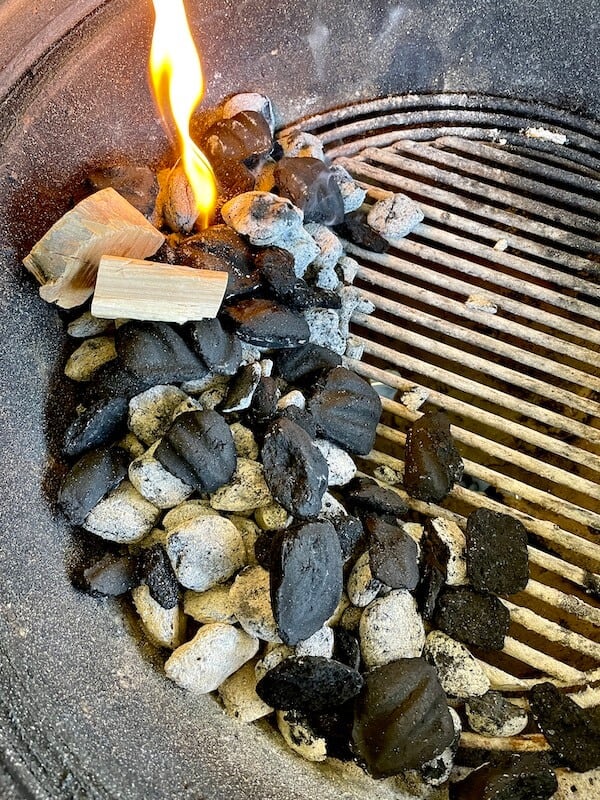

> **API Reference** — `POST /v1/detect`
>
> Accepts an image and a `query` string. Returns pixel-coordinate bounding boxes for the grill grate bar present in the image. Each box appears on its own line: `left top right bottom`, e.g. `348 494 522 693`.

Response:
360 181 596 282
355 319 600 443
390 140 599 235
435 136 600 196
358 282 600 392
348 357 600 473
344 151 600 256
501 637 587 683
347 242 600 367
393 139 600 217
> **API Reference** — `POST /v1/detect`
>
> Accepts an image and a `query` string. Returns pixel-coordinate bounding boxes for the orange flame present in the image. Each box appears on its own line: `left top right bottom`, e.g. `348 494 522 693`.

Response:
150 0 217 228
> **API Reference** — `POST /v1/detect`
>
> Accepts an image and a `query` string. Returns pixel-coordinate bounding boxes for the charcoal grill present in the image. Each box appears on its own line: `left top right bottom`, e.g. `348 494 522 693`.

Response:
0 1 599 798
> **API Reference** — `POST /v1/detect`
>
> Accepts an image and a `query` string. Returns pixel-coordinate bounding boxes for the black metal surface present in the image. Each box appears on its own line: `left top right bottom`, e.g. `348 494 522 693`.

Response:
0 1 599 798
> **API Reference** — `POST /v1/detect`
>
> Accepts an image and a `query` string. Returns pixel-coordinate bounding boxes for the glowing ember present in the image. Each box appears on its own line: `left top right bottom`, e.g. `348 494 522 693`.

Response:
150 0 217 228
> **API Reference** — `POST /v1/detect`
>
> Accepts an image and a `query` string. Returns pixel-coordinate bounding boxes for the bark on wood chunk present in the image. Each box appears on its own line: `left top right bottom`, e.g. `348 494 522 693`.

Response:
23 188 164 309
91 256 227 323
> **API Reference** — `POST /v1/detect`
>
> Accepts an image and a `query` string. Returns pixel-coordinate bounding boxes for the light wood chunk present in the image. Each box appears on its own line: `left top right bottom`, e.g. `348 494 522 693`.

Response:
91 256 228 323
23 187 165 309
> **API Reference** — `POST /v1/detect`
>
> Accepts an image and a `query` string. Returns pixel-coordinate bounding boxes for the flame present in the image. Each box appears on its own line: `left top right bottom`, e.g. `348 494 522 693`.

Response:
150 0 217 228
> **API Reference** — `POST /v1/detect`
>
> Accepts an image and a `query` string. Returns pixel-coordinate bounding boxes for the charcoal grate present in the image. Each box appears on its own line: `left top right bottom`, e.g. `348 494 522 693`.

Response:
287 95 600 752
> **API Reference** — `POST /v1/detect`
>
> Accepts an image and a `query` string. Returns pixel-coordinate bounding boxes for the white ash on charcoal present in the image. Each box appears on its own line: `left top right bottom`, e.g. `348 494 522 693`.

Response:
367 193 424 242
335 207 390 253
165 622 259 694
220 362 262 412
209 458 272 514
229 421 260 460
131 584 185 649
328 165 366 214
128 441 195 509
84 480 161 543
277 130 325 160
423 630 490 699
465 690 529 737
346 551 384 608
254 643 295 682
276 710 328 762
64 336 117 382
303 307 348 355
318 491 348 521
222 93 276 135
221 191 304 247
67 311 114 338
183 585 237 626
400 385 430 412
276 389 306 411
254 501 291 531
161 499 220 530
418 707 462 788
218 660 273 723
127 384 189 446
295 625 334 659
359 590 426 668
422 517 468 587
165 514 246 592
229 565 281 642
313 439 356 486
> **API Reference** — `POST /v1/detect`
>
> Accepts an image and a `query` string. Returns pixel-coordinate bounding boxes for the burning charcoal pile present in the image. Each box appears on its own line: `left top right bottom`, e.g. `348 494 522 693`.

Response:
24 93 599 799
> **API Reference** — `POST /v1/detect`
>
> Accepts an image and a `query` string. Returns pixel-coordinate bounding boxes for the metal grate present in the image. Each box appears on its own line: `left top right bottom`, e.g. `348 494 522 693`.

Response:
287 96 600 752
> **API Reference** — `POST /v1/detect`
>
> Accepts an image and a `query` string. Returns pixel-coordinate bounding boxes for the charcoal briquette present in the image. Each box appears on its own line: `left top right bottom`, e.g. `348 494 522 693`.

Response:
334 208 389 253
270 521 343 645
137 543 180 609
63 397 128 458
187 318 243 376
449 753 558 800
529 682 600 772
275 157 345 226
225 298 310 349
83 552 136 597
256 655 362 712
155 410 236 494
331 514 365 563
275 343 342 383
332 628 361 671
261 418 328 518
276 405 318 439
308 367 381 456
116 321 207 384
433 586 510 650
345 476 408 519
403 409 464 503
59 446 129 526
352 658 455 777
248 376 280 425
466 507 529 595
220 362 262 413
367 517 420 591
203 111 273 167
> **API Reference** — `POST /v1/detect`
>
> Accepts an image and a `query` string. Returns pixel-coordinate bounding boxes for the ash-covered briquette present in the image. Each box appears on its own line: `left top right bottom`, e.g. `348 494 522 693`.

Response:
529 682 600 772
137 543 180 610
433 586 510 650
466 507 529 595
308 366 381 456
274 343 342 383
187 317 243 376
274 157 345 226
366 517 420 591
155 410 236 493
255 655 363 713
62 397 128 458
351 658 455 777
59 445 129 526
465 690 529 737
225 298 310 349
269 521 343 645
172 224 261 301
82 552 136 597
261 418 329 518
403 409 464 502
450 753 558 800
345 476 409 518
116 321 206 384
422 517 468 587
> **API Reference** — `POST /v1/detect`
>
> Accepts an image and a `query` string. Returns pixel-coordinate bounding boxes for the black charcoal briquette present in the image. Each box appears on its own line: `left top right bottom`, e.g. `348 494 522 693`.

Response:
367 517 420 591
187 317 243 376
404 409 463 502
256 656 362 712
137 544 180 609
275 343 342 383
261 418 328 518
116 321 206 384
433 586 510 650
225 299 310 349
83 552 136 596
59 446 129 526
63 397 128 458
346 476 408 518
449 753 558 800
270 521 343 645
466 507 529 595
352 658 455 777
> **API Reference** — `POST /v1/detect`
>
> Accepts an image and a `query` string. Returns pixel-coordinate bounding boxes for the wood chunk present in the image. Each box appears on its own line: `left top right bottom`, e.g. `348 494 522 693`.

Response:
91 256 227 323
23 188 165 309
